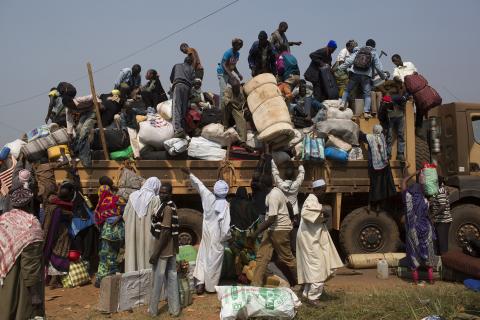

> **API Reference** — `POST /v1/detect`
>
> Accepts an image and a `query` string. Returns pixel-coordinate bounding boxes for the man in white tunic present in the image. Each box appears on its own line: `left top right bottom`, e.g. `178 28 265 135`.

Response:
123 177 162 272
181 168 231 294
297 179 343 306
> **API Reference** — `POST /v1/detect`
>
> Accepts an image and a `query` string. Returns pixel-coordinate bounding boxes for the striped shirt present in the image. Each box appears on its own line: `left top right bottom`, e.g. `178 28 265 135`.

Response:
151 200 179 257
429 186 453 223
0 157 17 196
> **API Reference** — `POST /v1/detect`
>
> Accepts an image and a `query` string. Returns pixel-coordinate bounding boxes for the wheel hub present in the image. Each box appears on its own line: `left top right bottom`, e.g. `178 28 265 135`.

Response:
457 223 480 244
359 226 383 251
178 231 193 246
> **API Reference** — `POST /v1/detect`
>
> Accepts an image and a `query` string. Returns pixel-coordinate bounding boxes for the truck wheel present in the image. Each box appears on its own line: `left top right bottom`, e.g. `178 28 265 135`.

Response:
448 204 480 249
415 136 430 170
339 207 400 255
177 208 203 246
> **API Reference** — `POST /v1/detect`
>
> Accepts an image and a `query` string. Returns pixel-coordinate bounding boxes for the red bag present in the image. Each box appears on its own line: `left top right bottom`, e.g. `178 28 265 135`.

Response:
404 74 428 94
413 85 442 114
185 108 202 133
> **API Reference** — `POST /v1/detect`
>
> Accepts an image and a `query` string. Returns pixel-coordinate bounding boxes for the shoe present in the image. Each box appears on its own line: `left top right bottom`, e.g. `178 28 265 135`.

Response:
363 112 372 119
195 283 205 295
306 299 325 308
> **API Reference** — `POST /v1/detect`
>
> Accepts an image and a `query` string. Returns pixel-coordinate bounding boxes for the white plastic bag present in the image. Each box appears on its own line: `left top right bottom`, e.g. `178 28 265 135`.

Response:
188 137 226 160
163 138 189 156
327 107 353 120
246 131 263 149
138 116 174 149
118 269 152 312
216 286 300 320
157 99 173 121
5 139 26 159
348 147 364 160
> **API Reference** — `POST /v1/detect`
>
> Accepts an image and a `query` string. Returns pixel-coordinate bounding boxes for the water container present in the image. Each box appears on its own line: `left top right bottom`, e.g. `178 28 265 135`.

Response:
377 259 389 279
0 146 10 160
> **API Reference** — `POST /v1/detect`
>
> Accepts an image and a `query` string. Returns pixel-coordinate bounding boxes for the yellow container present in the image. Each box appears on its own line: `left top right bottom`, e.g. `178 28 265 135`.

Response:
47 145 70 161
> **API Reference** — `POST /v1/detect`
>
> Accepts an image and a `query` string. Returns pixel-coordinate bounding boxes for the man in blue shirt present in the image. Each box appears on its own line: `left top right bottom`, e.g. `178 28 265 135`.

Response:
339 39 386 119
114 64 142 92
217 38 243 108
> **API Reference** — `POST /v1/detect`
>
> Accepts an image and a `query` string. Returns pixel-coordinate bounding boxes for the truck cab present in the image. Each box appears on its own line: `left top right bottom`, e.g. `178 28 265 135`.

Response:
428 102 480 248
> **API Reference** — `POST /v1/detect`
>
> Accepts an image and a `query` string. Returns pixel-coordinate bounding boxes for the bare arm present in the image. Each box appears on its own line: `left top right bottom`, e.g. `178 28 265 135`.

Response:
252 215 275 238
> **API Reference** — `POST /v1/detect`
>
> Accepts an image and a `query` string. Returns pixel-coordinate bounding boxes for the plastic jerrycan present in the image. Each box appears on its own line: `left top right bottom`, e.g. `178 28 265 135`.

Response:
377 259 389 279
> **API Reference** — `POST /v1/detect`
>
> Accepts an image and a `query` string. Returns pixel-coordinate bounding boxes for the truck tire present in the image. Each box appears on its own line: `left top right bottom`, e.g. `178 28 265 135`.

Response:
177 208 203 246
339 207 400 255
415 136 430 170
448 204 480 250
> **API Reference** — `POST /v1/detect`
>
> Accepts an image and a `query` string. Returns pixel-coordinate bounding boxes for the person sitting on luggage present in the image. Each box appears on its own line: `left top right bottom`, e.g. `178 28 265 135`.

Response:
223 78 248 142
248 31 277 77
189 78 213 111
276 43 301 88
170 57 196 138
339 39 387 119
120 100 147 159
270 21 302 53
140 69 168 109
378 95 407 161
180 43 204 80
114 64 142 92
290 80 323 122
99 89 124 128
304 40 337 102
45 88 67 127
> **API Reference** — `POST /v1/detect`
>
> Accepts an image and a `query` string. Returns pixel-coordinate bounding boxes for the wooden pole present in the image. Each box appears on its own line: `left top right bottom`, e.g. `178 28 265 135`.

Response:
87 62 110 160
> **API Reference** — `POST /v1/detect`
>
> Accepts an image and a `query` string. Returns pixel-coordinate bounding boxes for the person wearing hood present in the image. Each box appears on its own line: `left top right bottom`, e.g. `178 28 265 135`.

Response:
123 177 162 272
248 31 277 77
0 188 45 319
296 179 343 307
181 168 231 294
339 39 387 119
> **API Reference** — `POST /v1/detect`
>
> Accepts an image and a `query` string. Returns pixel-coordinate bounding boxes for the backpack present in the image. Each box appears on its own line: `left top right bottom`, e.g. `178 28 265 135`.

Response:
353 47 373 71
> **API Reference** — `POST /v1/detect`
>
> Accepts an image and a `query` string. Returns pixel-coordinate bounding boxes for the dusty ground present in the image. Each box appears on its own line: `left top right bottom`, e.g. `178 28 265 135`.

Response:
45 268 480 320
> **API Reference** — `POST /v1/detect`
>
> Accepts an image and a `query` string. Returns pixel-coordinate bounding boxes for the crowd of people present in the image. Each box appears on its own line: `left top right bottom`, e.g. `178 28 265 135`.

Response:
0 20 455 319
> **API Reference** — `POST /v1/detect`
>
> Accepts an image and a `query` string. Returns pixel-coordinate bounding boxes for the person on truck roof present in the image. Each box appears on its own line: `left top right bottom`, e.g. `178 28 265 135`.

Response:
45 88 67 127
304 40 338 102
181 167 231 294
217 38 244 109
392 54 417 84
140 69 168 109
222 78 248 142
270 21 302 54
114 64 142 91
171 57 196 139
339 39 387 119
276 43 301 87
248 30 277 77
297 179 343 307
180 42 204 80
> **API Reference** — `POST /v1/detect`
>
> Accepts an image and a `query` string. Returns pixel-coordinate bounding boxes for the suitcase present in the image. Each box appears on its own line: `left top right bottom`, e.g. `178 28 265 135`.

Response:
319 65 339 99
404 74 427 94
413 85 442 114
92 129 130 152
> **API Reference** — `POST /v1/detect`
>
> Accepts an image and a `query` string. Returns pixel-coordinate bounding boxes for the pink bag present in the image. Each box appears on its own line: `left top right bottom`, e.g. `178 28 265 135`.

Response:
404 74 428 94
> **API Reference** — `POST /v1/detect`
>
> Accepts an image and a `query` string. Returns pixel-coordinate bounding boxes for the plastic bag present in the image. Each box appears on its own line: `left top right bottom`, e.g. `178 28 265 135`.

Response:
5 139 26 159
216 286 300 320
27 125 50 142
421 163 439 196
348 147 364 160
201 124 239 147
187 137 226 160
157 99 173 121
325 146 349 162
164 138 189 156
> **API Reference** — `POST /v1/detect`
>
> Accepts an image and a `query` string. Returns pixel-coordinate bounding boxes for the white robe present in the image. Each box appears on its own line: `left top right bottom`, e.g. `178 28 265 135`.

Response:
124 197 161 273
296 194 344 284
190 174 231 293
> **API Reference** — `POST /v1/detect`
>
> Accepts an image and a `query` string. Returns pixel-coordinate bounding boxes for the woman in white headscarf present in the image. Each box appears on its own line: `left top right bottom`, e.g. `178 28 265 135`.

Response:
181 168 231 294
124 177 162 272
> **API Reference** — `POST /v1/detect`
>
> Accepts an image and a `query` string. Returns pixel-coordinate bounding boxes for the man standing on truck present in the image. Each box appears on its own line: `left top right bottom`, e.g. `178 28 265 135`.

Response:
171 57 195 138
297 179 343 306
250 175 297 287
270 21 302 53
339 39 387 119
181 168 231 294
217 38 244 109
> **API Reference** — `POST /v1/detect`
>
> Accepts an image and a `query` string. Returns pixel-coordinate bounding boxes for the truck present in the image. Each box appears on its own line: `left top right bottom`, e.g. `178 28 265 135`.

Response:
53 101 480 254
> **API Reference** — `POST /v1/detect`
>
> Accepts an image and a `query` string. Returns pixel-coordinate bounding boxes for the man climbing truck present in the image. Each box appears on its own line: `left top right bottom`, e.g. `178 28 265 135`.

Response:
54 101 480 254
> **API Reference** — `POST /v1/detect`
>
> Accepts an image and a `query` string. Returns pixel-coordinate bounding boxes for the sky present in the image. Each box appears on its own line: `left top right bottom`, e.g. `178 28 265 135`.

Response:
1 0 479 145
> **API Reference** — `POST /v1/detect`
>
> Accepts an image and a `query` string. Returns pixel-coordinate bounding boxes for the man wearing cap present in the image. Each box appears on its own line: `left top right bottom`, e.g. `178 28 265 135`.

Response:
248 31 277 77
181 168 231 294
304 40 338 101
251 175 297 287
297 179 343 307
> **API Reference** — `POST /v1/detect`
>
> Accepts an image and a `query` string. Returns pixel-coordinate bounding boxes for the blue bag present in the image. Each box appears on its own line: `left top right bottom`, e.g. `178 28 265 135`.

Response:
302 135 311 160
70 203 95 237
325 146 349 162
